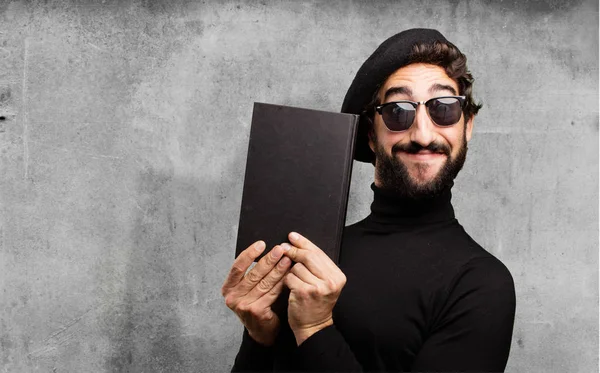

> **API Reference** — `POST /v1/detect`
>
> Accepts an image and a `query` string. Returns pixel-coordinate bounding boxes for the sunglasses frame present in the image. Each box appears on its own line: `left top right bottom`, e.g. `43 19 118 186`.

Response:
375 95 466 132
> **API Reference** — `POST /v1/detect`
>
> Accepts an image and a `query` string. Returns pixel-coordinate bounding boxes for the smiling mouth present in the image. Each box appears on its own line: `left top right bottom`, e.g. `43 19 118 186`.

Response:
413 150 444 155
400 150 447 160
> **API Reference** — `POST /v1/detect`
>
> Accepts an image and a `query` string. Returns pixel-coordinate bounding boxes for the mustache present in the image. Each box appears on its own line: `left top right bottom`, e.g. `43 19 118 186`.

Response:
392 141 451 156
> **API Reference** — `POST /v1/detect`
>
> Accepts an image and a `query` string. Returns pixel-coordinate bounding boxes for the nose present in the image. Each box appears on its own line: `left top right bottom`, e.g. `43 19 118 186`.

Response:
409 104 435 147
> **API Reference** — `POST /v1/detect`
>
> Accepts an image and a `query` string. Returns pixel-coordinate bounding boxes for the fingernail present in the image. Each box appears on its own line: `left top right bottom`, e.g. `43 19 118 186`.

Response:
255 241 265 251
290 232 300 241
279 257 291 267
281 243 291 251
271 245 282 258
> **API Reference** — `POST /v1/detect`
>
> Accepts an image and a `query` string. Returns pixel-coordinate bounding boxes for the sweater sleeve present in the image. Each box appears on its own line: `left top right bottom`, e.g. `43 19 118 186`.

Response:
293 324 364 371
410 257 517 372
231 328 275 372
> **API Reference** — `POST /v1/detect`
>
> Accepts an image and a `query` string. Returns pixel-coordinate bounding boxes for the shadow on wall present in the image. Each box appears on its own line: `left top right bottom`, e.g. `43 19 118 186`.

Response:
99 144 247 371
104 164 186 371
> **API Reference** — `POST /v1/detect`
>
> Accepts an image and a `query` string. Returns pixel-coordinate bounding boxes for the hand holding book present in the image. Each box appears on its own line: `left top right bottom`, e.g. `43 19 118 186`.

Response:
221 240 292 346
281 231 347 346
222 232 347 348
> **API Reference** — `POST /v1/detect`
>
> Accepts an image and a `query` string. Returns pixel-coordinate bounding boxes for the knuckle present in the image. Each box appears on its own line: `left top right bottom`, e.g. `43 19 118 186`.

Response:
248 304 263 318
285 247 297 260
245 270 261 284
297 288 309 299
256 278 273 293
230 265 245 277
224 295 237 309
261 310 275 322
265 254 278 267
326 278 338 291
259 253 277 269
312 283 323 296
272 264 286 277
237 301 250 313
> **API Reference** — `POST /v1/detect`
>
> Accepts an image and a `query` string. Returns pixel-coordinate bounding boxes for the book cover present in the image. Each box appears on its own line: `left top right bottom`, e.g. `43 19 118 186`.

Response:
235 102 359 264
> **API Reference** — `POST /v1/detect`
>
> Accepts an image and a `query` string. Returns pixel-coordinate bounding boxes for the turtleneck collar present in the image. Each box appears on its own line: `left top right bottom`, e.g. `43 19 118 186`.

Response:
368 182 455 226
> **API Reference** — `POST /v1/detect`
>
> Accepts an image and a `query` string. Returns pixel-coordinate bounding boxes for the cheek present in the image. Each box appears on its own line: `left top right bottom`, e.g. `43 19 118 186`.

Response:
376 131 408 153
373 116 386 137
374 117 409 147
438 126 466 152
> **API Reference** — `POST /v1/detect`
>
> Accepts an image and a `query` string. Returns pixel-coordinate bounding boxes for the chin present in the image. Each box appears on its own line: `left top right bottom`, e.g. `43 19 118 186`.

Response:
407 166 443 185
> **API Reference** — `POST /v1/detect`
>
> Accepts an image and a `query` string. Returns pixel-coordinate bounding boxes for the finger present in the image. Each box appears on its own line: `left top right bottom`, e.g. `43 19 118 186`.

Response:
245 256 292 302
288 232 340 275
284 272 306 291
222 240 266 295
290 262 320 285
237 245 285 294
288 231 320 251
251 275 287 310
282 242 328 279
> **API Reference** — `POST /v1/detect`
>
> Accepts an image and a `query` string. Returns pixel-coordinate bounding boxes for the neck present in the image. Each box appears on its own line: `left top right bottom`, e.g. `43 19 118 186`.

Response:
368 182 455 226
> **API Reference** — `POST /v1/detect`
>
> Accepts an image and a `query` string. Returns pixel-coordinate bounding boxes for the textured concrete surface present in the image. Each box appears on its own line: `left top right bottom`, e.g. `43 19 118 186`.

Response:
0 0 597 372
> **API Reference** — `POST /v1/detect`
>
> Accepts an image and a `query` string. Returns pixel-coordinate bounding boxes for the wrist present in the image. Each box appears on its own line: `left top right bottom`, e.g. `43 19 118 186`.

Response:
247 328 278 347
292 319 334 346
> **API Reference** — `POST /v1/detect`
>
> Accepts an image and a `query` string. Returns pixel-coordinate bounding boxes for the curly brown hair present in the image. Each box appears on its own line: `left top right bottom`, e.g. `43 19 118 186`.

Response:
365 40 482 124
409 40 482 119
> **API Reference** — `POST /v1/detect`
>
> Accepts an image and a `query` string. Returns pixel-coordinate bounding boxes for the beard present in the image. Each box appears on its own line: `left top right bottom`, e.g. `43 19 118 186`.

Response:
374 131 468 200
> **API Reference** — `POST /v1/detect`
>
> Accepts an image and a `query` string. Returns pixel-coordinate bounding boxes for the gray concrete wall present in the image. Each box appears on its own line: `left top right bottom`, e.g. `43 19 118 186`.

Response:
0 0 597 372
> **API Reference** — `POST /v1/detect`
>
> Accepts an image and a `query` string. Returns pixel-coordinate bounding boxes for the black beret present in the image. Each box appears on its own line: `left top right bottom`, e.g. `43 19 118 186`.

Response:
341 28 449 163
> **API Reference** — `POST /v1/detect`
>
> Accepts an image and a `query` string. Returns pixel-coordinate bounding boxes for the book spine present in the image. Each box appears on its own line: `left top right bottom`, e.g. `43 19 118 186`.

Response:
235 102 261 259
333 115 359 264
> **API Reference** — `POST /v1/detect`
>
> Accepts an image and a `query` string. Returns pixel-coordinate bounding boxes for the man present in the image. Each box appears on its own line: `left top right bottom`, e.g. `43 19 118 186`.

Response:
221 28 516 372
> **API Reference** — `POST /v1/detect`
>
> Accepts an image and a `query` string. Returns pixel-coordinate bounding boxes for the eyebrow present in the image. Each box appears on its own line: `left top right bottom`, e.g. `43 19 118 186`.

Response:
383 86 413 101
429 83 457 95
383 83 458 102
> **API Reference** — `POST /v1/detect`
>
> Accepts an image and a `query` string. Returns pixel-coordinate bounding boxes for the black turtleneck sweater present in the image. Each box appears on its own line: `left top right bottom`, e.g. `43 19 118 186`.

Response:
232 184 516 372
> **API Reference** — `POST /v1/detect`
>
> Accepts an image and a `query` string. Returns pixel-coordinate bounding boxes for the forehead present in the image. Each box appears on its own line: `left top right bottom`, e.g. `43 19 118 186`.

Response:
379 63 458 99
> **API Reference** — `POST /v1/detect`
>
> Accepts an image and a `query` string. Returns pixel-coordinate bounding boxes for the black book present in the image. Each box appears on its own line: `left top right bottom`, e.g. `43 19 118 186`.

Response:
235 102 359 265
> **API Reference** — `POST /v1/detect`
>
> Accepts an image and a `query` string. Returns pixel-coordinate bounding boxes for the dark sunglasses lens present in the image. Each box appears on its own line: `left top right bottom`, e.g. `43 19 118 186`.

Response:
427 97 463 126
382 102 415 131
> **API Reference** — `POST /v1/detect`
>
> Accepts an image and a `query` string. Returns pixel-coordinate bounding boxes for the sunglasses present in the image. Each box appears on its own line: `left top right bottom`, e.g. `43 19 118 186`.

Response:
375 95 466 132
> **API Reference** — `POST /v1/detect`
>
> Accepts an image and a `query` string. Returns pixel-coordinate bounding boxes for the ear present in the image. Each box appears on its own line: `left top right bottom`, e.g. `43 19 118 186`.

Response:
367 117 376 153
465 115 474 142
368 131 375 153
